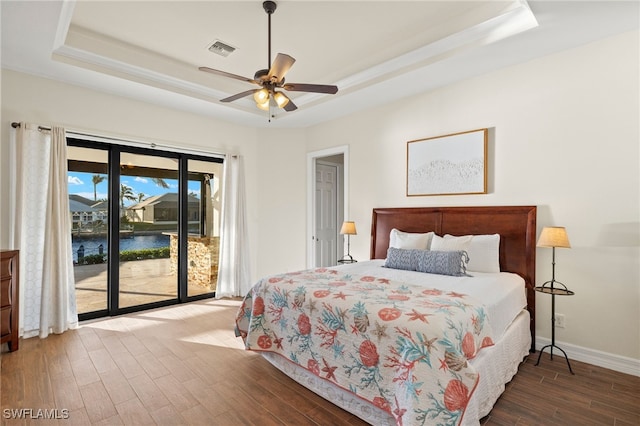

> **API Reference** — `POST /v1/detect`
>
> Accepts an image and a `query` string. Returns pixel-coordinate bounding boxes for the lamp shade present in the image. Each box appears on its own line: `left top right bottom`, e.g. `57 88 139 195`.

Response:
253 88 269 103
537 226 571 248
273 91 290 108
256 98 270 111
340 221 357 235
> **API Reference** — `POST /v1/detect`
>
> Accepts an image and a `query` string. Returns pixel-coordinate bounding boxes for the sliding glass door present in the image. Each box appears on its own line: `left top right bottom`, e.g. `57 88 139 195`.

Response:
118 152 179 309
67 146 110 315
186 159 224 297
67 138 223 319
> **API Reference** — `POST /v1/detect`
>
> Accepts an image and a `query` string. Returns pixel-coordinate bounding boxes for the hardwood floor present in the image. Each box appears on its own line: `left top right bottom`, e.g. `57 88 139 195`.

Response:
1 298 638 425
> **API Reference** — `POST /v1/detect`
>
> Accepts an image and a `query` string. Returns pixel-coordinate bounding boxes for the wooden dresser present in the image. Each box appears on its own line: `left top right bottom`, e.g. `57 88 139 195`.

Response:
1 250 19 352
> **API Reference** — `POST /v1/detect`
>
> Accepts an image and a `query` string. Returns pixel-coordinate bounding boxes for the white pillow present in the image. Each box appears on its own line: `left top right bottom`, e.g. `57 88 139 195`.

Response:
442 233 500 273
431 234 472 252
389 229 434 250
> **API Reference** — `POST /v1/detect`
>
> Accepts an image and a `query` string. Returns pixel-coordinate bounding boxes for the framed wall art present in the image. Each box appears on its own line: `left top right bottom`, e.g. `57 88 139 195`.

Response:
406 128 488 196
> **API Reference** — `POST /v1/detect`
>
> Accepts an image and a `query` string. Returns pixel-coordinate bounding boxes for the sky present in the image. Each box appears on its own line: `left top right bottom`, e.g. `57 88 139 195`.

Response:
68 172 201 206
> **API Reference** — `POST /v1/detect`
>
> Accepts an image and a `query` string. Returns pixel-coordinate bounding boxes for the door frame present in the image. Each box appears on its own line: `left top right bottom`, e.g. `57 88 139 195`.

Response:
307 145 349 268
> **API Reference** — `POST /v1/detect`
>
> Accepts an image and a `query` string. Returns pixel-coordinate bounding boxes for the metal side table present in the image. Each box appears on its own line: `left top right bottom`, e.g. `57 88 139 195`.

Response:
534 284 575 374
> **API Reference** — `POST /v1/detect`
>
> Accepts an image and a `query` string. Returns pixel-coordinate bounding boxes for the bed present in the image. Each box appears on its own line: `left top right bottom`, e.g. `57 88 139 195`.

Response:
235 206 536 425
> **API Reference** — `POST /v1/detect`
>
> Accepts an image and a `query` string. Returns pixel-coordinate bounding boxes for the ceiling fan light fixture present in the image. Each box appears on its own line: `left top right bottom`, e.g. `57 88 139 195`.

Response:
273 91 290 108
253 88 269 103
256 98 270 111
199 0 337 117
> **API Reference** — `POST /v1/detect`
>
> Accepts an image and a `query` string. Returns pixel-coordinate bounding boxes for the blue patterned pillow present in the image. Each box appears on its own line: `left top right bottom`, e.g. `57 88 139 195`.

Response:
385 247 469 276
384 247 420 271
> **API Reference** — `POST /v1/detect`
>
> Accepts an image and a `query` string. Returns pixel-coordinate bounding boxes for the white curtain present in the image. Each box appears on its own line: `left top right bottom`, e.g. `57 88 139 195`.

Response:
10 123 78 338
216 155 251 298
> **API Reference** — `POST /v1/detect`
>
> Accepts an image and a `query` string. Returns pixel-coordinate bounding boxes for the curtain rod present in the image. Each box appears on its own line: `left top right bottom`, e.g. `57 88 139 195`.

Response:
11 122 50 132
12 121 136 144
12 122 139 143
10 122 226 159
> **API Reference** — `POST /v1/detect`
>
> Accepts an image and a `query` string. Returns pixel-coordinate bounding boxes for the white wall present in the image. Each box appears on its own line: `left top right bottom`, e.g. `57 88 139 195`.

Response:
254 128 308 277
298 30 639 362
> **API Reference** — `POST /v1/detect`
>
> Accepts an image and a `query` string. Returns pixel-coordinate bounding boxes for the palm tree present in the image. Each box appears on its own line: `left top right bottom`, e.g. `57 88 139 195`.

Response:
137 192 146 203
92 174 106 201
119 184 136 216
152 177 170 189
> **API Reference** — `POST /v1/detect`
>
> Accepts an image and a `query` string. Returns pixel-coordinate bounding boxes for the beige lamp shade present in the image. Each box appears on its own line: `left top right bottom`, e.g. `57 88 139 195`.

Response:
537 226 571 248
340 221 357 235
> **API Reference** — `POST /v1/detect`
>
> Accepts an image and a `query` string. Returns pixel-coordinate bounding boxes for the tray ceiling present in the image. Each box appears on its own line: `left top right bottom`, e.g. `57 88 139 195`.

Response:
2 1 638 128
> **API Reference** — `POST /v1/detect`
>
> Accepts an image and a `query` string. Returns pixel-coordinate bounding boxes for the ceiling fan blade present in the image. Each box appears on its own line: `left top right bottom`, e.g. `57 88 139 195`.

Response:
221 89 257 103
267 53 295 83
283 98 298 112
282 83 338 94
199 67 258 85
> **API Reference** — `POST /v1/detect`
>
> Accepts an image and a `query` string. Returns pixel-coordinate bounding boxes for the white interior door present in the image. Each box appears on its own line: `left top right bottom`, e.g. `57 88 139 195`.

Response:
307 146 349 269
315 163 338 267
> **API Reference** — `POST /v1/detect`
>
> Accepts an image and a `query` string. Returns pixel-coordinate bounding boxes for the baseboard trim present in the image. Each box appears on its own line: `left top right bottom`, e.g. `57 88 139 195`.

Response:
536 337 640 377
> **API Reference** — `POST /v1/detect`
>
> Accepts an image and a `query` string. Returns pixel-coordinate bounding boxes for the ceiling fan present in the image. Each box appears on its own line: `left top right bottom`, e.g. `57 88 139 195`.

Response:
199 1 338 113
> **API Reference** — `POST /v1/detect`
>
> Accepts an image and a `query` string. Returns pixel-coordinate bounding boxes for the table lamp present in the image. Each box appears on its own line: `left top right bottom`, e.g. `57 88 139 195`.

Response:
537 226 571 291
340 221 357 261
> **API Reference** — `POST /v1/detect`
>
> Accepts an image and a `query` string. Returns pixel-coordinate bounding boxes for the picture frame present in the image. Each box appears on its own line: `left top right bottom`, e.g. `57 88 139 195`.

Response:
406 128 488 196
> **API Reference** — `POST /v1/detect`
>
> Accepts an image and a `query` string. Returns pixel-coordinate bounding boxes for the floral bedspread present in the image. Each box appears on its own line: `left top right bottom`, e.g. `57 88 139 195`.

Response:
235 268 495 426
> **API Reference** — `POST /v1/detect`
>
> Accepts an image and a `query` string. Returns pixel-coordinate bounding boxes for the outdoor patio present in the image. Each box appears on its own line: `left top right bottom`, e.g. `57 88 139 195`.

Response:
74 258 215 313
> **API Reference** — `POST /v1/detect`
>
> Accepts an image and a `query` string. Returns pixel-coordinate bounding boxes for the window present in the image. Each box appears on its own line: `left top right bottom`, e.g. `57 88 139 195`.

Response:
67 137 223 319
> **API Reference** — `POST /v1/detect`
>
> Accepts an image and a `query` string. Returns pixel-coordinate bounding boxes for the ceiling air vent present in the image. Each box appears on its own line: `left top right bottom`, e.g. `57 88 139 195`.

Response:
208 40 236 57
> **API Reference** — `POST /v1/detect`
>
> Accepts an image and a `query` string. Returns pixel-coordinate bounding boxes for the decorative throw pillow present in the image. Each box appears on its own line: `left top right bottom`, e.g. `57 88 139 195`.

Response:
415 250 469 276
385 247 469 276
384 247 419 271
389 229 434 250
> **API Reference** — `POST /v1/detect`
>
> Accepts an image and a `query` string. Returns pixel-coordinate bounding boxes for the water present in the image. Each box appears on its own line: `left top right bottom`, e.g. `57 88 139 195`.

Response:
72 233 170 261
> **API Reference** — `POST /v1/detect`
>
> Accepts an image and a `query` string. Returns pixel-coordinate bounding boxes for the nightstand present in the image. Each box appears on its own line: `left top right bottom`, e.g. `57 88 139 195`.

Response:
534 285 574 374
1 250 19 352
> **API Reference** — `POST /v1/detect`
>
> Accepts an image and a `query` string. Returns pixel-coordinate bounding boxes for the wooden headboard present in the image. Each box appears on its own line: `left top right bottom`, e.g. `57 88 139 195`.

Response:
371 206 537 351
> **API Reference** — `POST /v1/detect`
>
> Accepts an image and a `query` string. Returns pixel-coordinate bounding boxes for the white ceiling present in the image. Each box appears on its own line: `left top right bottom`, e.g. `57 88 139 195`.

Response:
1 1 638 128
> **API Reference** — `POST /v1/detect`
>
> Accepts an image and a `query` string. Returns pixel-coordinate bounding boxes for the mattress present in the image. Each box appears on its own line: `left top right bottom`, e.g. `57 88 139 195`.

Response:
334 260 528 340
262 309 531 425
